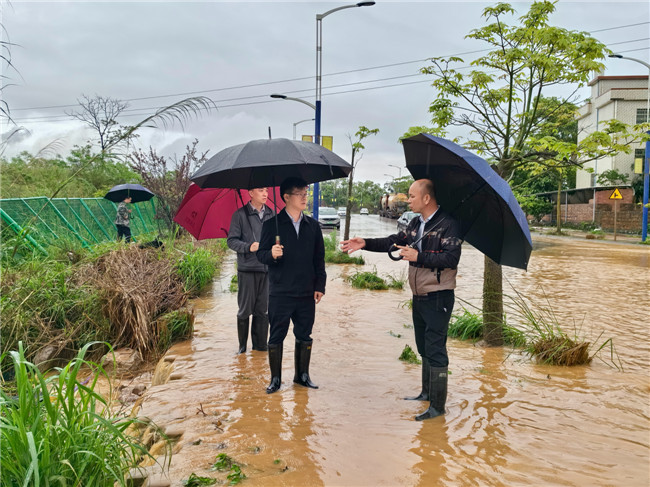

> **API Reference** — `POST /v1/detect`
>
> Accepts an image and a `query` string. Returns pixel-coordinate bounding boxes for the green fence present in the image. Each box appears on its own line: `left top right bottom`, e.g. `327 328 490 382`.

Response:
0 197 166 255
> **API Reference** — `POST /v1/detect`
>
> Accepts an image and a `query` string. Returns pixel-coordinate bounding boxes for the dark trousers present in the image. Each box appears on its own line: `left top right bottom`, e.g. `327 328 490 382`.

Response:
268 295 315 345
237 271 269 320
116 224 131 242
412 290 455 367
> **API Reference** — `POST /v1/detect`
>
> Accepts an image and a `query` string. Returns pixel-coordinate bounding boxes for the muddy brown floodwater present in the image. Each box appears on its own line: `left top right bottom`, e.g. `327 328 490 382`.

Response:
136 215 649 487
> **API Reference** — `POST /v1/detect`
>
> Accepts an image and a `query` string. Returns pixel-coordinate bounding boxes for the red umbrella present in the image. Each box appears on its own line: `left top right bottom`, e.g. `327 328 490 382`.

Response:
173 184 285 240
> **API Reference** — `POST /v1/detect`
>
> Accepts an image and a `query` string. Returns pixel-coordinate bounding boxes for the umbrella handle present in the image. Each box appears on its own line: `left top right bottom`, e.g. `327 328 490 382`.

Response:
276 235 281 245
388 244 403 261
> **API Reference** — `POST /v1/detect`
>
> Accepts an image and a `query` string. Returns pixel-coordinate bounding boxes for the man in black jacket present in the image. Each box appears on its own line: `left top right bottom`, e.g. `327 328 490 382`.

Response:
227 188 275 353
341 179 462 420
257 177 326 394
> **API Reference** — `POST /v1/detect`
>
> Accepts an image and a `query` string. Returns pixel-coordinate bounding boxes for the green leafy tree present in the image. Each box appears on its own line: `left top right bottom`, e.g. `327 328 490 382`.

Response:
404 1 649 345
596 169 629 186
344 126 379 241
384 175 414 195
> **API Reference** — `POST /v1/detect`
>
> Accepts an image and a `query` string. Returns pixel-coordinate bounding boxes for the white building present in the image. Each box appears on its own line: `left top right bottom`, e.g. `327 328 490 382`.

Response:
575 75 648 189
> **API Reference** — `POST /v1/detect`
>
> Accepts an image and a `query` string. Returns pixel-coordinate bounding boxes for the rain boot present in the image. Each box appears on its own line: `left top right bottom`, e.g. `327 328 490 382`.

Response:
293 340 318 389
251 315 269 352
237 317 249 354
415 366 447 421
404 360 430 401
266 343 283 394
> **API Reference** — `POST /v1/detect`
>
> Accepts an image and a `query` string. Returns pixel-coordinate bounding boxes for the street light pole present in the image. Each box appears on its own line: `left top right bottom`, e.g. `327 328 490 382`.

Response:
293 118 315 140
609 54 650 241
314 1 375 220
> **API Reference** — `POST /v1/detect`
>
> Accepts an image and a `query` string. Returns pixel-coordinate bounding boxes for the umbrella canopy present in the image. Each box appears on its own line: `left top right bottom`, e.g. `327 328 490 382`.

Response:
190 138 352 189
104 183 155 203
173 184 285 240
402 133 532 270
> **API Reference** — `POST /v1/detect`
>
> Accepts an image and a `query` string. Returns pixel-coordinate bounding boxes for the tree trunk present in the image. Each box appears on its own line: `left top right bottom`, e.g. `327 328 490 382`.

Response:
482 255 504 346
555 175 562 234
344 172 354 241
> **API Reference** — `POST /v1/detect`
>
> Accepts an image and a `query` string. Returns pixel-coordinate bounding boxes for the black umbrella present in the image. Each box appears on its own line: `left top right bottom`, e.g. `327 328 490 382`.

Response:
190 138 352 189
402 133 532 270
104 183 155 203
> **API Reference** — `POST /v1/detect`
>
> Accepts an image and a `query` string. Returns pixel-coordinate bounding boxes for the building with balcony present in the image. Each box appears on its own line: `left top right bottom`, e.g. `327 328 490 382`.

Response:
575 74 648 189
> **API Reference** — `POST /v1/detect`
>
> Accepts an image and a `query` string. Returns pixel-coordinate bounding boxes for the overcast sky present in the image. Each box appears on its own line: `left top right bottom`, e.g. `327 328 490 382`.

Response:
1 1 648 185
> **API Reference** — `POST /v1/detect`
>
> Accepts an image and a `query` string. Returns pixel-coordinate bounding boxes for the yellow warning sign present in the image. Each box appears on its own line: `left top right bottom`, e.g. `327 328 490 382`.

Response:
609 188 623 200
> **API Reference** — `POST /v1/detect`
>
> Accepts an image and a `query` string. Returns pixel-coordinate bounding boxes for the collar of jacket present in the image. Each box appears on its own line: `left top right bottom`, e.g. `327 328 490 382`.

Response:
245 202 271 217
277 208 306 225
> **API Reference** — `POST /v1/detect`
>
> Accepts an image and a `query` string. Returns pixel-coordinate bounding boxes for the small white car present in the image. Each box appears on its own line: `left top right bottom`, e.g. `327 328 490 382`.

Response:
318 207 341 228
397 211 420 232
337 207 346 217
360 208 369 215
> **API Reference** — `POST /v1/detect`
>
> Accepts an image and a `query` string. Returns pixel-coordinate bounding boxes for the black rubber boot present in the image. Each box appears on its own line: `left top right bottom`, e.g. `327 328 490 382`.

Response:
404 360 430 401
293 340 318 389
237 317 249 354
266 343 283 394
415 366 447 421
251 315 269 352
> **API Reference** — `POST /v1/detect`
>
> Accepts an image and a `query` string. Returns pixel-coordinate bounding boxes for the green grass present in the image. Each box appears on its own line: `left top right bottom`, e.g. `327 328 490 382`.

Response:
345 268 405 290
175 247 218 296
229 274 238 293
447 308 526 347
156 308 195 352
323 232 364 265
0 342 163 486
398 344 421 364
183 473 217 486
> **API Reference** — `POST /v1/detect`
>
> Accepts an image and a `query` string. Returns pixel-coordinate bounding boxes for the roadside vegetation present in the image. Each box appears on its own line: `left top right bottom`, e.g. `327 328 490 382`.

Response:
323 232 364 265
0 343 165 486
345 267 404 290
0 236 227 377
447 291 621 368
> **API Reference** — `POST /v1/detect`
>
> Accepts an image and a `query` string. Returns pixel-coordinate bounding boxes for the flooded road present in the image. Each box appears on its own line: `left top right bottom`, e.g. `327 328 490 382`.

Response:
137 215 650 486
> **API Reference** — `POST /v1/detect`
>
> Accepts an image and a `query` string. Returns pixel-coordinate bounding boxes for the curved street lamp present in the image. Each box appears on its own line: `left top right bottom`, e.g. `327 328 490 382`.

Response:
388 164 403 178
313 1 375 220
293 117 315 140
609 53 650 241
270 93 316 111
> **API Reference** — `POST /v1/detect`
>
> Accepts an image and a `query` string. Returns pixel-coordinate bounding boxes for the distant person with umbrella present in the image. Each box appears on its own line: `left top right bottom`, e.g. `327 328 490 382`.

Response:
115 196 133 242
341 179 462 421
227 188 275 354
256 177 327 394
105 183 155 243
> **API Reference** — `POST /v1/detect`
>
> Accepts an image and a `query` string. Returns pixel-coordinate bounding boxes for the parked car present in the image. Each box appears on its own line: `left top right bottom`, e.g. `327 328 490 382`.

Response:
360 208 369 215
337 207 346 217
318 207 340 228
397 211 420 232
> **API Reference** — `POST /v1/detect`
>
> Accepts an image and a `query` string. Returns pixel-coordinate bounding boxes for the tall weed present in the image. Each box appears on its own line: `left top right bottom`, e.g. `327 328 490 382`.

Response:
0 342 164 486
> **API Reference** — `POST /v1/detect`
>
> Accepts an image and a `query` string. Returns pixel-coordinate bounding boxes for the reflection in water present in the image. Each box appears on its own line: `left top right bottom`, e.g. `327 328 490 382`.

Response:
132 216 649 486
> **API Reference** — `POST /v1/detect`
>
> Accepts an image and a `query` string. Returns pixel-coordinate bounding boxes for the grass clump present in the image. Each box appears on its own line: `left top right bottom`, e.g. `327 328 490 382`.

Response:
345 267 404 290
175 247 218 296
156 307 195 352
398 344 421 365
506 288 620 368
183 473 217 486
323 232 364 265
0 342 163 486
212 453 246 485
229 274 238 292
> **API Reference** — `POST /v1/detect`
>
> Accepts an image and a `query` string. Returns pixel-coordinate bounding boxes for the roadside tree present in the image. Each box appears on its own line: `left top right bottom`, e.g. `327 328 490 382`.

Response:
404 1 648 344
343 126 379 241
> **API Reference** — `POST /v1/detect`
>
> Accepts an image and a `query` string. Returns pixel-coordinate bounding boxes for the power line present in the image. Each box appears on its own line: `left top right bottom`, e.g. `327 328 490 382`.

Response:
9 22 649 113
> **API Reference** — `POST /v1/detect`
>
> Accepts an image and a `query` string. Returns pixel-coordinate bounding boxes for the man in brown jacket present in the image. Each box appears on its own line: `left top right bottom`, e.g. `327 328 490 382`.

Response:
341 179 462 420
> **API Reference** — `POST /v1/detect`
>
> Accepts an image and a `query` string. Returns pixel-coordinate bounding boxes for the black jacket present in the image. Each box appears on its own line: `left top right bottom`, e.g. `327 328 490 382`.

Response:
364 209 462 295
257 209 326 297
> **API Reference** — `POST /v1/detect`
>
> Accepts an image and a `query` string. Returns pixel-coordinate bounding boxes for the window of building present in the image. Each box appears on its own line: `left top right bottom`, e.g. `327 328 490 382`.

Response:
637 108 649 124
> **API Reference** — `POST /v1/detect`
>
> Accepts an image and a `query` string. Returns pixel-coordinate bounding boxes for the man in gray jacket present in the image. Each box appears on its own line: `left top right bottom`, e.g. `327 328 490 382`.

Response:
227 188 275 353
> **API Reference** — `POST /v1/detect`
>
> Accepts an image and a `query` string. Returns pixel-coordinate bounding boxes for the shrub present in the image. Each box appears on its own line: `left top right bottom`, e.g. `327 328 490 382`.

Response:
398 344 421 364
345 268 404 290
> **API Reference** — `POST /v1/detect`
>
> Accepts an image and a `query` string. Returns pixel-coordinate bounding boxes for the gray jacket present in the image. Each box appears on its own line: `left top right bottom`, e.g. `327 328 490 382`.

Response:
227 203 275 272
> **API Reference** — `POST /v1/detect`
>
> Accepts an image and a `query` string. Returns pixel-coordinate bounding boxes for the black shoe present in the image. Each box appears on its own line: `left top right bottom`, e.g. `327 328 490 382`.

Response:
266 343 283 394
293 340 318 389
415 367 447 421
404 360 430 401
251 315 269 351
237 317 249 354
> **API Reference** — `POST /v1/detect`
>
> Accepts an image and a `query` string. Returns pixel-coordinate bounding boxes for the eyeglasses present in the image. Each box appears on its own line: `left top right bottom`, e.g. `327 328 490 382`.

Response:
289 192 308 199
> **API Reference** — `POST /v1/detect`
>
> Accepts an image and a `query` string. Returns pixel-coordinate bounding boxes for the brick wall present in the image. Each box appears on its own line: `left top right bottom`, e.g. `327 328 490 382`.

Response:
554 201 648 232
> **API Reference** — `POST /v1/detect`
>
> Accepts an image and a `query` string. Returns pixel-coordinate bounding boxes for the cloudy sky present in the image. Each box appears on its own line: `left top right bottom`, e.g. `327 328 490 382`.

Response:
2 1 648 184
